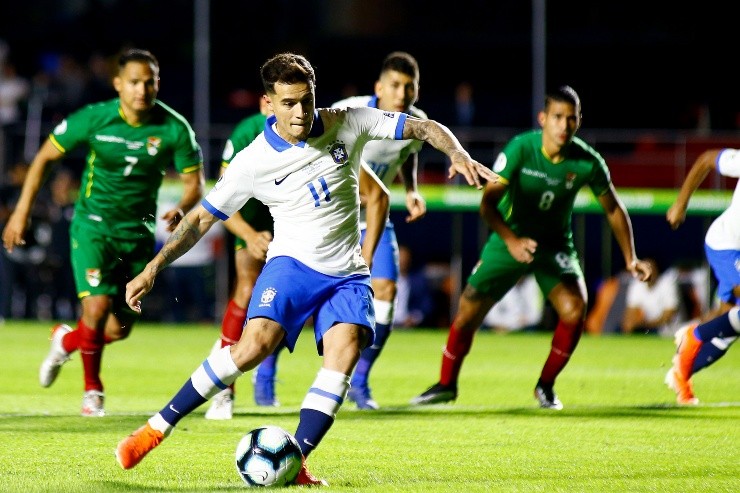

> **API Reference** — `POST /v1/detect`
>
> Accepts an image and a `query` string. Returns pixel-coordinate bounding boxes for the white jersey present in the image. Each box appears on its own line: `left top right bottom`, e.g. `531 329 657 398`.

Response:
705 149 740 250
332 96 426 227
203 107 407 277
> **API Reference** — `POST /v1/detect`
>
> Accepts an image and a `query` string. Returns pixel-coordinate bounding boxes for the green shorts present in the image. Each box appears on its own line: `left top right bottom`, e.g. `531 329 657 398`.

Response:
233 199 274 251
70 220 155 316
467 233 583 300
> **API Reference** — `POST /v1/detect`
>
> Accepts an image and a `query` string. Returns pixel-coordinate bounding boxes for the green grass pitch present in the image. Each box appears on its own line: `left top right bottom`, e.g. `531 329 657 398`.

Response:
0 321 737 492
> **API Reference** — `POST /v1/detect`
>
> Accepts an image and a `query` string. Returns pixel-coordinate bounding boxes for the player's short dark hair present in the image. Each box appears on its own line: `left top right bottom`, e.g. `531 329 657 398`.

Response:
261 53 316 95
118 48 159 73
545 85 581 113
381 51 419 80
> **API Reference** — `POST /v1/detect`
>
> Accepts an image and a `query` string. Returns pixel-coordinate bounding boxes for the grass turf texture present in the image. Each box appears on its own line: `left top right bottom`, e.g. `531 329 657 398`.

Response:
0 321 737 492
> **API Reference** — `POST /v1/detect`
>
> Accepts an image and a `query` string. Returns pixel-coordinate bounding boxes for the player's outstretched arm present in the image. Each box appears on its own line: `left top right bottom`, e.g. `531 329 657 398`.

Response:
399 154 426 223
666 149 720 230
402 116 498 189
2 139 63 253
126 204 219 312
598 185 653 282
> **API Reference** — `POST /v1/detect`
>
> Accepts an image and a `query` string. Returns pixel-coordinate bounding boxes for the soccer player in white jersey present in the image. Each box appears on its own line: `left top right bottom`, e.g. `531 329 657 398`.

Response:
252 51 428 410
665 148 740 405
114 52 495 485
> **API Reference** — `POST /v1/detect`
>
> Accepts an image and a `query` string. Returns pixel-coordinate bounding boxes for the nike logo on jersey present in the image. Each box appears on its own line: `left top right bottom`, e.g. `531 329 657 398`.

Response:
275 171 294 185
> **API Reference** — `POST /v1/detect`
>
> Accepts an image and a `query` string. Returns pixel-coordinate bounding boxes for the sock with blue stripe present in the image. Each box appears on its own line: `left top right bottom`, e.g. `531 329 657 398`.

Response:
294 368 349 457
151 346 243 432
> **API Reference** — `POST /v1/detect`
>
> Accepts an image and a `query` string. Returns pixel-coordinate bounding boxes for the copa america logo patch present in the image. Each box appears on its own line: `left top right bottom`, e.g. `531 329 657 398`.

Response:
53 119 68 135
260 287 277 307
222 139 234 161
493 152 506 173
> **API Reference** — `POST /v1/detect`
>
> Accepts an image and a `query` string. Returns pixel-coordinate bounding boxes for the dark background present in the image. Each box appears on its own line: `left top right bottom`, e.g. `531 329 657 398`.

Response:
2 0 737 130
0 0 732 322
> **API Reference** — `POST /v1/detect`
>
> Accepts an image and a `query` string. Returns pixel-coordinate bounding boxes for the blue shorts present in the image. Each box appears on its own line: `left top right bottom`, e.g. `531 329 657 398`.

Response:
705 244 740 305
360 222 399 281
248 256 375 354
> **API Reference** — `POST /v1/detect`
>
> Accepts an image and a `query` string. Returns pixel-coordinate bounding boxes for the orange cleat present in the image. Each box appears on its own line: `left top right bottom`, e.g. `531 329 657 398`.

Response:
664 366 698 405
294 457 328 486
667 325 702 405
115 422 165 469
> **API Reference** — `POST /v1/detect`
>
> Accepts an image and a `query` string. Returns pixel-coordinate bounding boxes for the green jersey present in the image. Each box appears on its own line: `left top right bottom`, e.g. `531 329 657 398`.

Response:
493 130 611 248
221 112 267 165
50 98 202 239
221 112 273 238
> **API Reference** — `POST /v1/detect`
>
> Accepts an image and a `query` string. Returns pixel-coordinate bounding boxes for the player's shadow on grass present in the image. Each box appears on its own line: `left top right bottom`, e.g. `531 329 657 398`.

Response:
331 403 736 421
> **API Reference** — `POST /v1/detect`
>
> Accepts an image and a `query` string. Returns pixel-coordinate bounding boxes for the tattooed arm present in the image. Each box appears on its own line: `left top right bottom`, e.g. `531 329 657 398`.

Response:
125 205 220 312
402 116 498 189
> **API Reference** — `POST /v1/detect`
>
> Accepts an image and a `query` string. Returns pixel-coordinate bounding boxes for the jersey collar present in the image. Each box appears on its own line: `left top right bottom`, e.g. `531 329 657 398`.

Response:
264 110 324 152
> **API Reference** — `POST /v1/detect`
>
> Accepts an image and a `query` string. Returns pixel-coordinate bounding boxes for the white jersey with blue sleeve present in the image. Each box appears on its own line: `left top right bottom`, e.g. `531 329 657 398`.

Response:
331 95 426 225
331 95 426 187
705 149 740 250
202 106 407 277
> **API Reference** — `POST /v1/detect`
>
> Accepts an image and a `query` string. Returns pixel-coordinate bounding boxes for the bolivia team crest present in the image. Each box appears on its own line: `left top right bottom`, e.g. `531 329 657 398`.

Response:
565 172 577 189
147 137 162 156
86 268 102 287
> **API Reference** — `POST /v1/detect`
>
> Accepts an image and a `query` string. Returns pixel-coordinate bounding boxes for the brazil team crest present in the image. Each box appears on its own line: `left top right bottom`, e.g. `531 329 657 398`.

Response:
329 141 348 165
259 287 277 307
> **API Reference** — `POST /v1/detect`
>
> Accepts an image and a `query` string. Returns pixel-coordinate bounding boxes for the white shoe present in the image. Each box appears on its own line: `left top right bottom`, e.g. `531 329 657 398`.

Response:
81 390 105 417
534 382 563 410
205 388 234 420
39 324 72 387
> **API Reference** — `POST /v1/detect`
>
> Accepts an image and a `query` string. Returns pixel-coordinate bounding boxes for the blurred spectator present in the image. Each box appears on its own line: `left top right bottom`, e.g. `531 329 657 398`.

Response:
0 161 52 319
585 270 632 335
667 259 707 324
394 244 433 328
622 258 681 336
454 81 475 126
80 51 116 105
33 51 87 123
0 51 31 169
422 260 453 327
37 168 79 320
679 101 712 136
482 274 543 332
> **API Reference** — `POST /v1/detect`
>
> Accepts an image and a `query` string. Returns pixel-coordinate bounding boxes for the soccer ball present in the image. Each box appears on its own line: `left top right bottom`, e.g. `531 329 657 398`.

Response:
235 426 303 487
